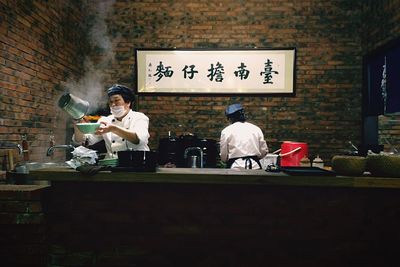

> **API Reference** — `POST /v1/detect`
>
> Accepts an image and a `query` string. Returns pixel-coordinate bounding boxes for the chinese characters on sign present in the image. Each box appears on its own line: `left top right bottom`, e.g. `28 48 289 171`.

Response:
136 49 295 94
154 62 174 82
153 60 278 84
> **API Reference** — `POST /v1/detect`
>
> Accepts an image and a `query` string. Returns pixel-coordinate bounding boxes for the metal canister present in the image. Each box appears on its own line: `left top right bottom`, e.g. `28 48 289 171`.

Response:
58 93 89 120
190 155 198 168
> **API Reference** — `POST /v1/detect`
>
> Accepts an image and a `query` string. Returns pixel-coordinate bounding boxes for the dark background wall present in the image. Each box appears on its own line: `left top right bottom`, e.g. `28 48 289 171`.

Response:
1 0 400 168
360 0 400 151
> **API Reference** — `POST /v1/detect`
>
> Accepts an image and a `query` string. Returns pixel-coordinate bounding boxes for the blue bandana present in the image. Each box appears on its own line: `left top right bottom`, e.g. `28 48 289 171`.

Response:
225 103 243 116
107 84 133 98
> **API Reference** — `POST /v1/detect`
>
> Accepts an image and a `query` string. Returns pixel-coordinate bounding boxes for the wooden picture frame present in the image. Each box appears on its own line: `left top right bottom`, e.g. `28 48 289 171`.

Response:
135 48 296 95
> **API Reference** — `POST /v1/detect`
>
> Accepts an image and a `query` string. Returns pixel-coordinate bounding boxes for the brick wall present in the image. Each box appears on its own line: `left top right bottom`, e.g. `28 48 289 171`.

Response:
378 115 400 152
0 0 89 166
1 0 400 169
361 0 400 53
0 185 49 267
90 0 365 162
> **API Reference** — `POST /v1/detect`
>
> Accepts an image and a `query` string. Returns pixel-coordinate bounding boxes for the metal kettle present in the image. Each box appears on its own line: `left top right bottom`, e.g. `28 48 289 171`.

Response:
58 93 89 120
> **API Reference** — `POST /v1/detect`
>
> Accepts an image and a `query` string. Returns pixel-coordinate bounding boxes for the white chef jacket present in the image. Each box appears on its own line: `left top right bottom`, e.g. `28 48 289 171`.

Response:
73 110 150 158
220 121 268 170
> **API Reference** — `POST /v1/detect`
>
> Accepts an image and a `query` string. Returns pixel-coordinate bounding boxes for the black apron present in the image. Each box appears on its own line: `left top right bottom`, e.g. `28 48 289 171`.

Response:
226 156 262 169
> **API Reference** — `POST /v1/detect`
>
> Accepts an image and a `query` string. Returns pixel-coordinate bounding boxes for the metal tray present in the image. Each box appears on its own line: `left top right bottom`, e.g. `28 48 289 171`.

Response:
280 166 336 176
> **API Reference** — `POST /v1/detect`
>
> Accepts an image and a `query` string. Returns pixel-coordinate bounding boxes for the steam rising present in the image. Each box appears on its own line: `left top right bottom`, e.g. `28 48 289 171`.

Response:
64 0 116 114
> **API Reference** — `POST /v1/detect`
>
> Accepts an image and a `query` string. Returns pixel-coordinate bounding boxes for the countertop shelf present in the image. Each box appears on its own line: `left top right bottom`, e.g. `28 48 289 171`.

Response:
25 167 400 189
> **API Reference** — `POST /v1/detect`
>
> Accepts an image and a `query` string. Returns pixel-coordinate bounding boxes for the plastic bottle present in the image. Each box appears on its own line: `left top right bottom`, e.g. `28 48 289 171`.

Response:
22 134 29 161
49 132 55 159
312 155 324 168
300 156 311 167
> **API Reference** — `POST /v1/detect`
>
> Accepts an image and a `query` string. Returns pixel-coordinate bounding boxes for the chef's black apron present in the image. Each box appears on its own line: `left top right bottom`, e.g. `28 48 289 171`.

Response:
226 156 262 169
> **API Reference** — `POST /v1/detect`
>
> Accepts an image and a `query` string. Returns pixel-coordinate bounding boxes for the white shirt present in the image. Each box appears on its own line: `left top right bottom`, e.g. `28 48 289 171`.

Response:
220 121 268 170
74 110 150 158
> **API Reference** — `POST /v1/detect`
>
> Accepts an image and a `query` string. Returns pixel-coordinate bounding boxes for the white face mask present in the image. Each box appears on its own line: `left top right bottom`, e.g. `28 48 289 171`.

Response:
110 106 127 118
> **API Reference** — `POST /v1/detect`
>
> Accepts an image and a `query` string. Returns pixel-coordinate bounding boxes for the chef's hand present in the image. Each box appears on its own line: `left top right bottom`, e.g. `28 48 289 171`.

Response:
95 122 140 144
72 117 89 130
80 117 90 123
72 118 90 143
95 121 114 135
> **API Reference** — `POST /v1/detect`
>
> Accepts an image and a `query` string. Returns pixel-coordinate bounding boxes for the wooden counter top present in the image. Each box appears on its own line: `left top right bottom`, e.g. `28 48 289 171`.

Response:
6 169 400 266
26 167 400 189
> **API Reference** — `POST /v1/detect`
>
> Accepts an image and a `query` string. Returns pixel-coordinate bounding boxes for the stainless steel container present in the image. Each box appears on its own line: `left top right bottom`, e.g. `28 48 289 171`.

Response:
190 155 198 168
58 93 89 120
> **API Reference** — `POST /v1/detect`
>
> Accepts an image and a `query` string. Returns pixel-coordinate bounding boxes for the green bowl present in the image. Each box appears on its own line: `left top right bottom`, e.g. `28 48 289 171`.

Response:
76 122 101 134
98 158 118 167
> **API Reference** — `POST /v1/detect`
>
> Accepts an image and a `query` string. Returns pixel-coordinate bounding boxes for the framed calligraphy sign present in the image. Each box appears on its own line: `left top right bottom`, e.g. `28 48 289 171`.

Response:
135 48 296 95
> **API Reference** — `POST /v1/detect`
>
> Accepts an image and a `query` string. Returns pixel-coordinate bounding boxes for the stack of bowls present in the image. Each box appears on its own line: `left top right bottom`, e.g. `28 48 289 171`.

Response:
98 158 118 167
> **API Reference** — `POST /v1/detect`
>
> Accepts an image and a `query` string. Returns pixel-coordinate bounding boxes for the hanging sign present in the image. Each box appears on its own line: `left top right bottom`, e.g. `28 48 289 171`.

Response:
135 48 296 95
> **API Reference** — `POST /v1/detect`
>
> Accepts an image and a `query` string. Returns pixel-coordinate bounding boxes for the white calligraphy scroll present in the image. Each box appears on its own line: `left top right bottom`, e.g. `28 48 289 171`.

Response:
135 48 296 94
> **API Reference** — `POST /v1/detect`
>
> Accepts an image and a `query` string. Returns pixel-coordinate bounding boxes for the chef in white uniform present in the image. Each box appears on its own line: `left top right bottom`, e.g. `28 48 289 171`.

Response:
220 103 268 170
73 84 150 158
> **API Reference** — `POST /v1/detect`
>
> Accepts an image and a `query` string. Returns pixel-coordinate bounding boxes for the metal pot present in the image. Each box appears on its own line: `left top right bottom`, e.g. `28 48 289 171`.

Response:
280 141 309 167
260 153 279 169
158 134 218 168
196 138 217 168
117 150 157 172
157 137 183 166
58 93 89 120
